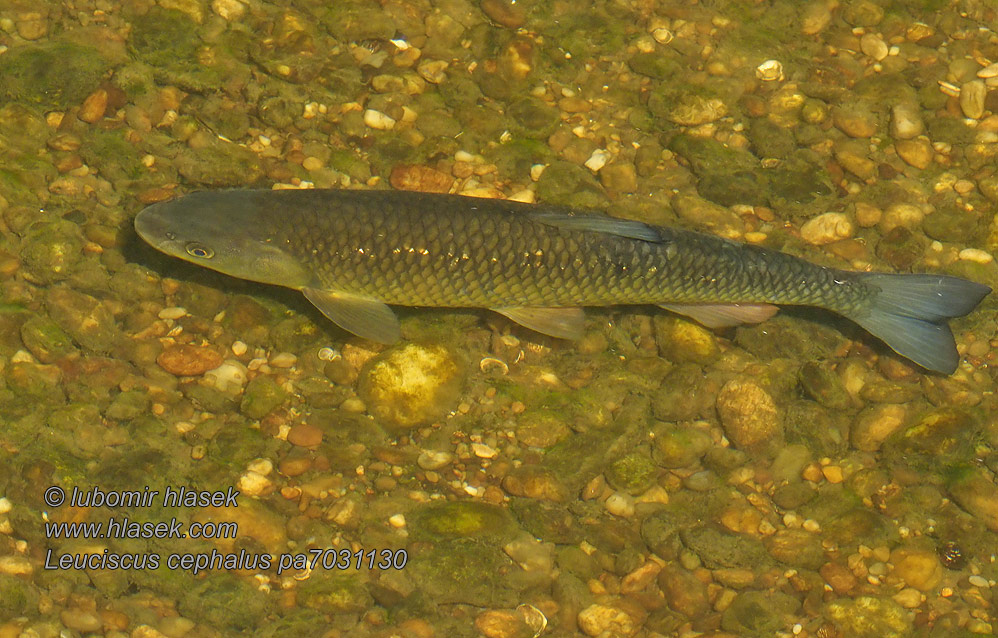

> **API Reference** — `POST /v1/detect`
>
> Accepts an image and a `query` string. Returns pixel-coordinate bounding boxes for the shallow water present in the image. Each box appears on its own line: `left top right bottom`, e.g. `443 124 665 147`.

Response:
0 1 997 636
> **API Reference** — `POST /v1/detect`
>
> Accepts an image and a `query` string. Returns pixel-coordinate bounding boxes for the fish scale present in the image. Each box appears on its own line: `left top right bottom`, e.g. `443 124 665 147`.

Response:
254 189 858 310
134 188 991 373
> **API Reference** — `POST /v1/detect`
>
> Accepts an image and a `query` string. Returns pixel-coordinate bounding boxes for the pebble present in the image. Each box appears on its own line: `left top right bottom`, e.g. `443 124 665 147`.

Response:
231 340 248 356
716 378 782 450
479 0 527 28
801 212 854 245
203 361 247 394
0 555 33 576
584 149 611 172
212 0 246 20
890 102 925 140
801 0 832 34
269 352 297 368
358 343 463 428
821 465 844 483
472 442 497 459
475 610 530 638
60 609 102 633
851 404 906 451
390 164 453 193
891 547 943 591
604 492 635 517
577 603 642 637
238 470 272 496
854 202 882 227
860 33 888 61
79 88 109 124
959 248 993 264
969 575 990 588
364 109 396 130
895 138 933 169
960 80 987 119
892 587 923 608
157 344 223 376
157 306 188 320
287 423 323 447
820 561 858 593
833 104 878 138
879 203 924 233
417 59 448 84
417 450 453 470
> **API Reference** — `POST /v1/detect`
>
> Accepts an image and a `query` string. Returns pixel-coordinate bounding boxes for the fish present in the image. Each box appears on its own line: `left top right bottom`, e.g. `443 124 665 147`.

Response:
133 188 991 374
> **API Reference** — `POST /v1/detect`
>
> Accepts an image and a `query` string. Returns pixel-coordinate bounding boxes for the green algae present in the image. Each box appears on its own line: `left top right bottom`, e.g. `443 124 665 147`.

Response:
0 42 110 109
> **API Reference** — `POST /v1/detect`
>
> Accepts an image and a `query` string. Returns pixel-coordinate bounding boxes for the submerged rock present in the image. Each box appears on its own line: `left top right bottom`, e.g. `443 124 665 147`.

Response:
358 343 462 428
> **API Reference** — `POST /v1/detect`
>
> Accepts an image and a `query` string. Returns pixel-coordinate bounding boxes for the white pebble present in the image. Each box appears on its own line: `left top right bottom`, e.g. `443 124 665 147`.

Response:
530 164 546 181
584 149 611 172
364 109 396 130
269 352 297 368
0 497 11 514
960 248 994 264
238 471 272 496
388 514 406 528
247 458 273 475
800 212 854 245
203 361 248 393
211 0 246 20
231 340 247 356
158 307 188 320
969 575 990 588
604 492 635 517
978 62 998 78
472 443 497 459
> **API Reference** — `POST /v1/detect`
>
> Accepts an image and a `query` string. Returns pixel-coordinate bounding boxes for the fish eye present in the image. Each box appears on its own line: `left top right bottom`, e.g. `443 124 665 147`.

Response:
186 242 214 259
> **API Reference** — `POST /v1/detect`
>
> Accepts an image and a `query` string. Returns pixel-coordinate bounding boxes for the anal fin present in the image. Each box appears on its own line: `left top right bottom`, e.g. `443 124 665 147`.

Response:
659 303 779 328
493 306 585 340
302 287 401 343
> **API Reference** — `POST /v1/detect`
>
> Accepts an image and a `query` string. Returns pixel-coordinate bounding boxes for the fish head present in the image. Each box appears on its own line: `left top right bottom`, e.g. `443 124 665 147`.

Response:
134 190 312 289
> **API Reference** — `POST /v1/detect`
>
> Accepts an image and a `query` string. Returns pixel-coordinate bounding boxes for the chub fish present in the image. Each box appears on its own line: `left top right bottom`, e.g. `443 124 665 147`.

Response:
134 189 991 374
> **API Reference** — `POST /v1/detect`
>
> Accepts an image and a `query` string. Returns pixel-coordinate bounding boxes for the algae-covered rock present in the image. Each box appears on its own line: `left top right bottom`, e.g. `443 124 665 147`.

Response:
20 315 77 363
722 590 799 634
680 525 772 570
0 41 110 109
410 501 519 541
605 452 659 495
20 221 85 285
948 467 998 531
239 375 289 420
297 571 373 613
44 286 120 354
651 424 712 469
826 596 911 638
358 343 462 428
0 573 40 618
179 573 271 631
407 537 522 607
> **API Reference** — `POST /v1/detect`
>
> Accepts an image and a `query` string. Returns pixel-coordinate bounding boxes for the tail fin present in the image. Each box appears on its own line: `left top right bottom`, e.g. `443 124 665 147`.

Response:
845 273 990 374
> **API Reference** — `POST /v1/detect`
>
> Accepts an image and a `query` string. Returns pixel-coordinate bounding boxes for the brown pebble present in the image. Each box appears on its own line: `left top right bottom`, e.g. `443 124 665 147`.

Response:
156 344 223 376
475 609 529 638
79 88 109 124
820 561 858 593
390 164 454 193
138 187 177 204
279 455 312 477
287 423 323 447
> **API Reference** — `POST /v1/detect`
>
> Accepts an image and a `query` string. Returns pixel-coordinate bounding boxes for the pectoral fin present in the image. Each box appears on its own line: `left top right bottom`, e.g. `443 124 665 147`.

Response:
659 303 778 328
494 306 585 340
302 287 401 343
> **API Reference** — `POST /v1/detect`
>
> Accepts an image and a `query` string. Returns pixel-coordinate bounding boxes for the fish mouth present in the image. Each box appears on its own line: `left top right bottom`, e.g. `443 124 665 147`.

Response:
134 202 180 250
